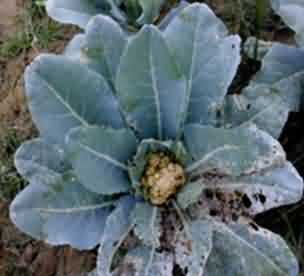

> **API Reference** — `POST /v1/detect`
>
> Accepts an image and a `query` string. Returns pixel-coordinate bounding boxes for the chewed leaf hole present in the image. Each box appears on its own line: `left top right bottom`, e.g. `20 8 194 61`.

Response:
173 264 187 276
242 194 252 208
204 189 214 199
249 222 260 231
209 209 218 216
254 193 267 204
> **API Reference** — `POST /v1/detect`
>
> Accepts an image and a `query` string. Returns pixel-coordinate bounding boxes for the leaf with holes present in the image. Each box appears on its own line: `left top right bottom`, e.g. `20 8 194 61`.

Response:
117 246 174 276
184 124 285 176
221 85 289 139
174 219 213 276
204 221 299 276
97 196 136 275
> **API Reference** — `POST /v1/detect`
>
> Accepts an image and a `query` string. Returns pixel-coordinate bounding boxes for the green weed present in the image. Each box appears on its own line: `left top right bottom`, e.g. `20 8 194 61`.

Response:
0 0 62 60
0 129 27 201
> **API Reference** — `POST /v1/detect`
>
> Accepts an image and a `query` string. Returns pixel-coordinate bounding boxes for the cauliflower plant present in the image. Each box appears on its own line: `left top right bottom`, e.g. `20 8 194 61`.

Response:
10 3 303 276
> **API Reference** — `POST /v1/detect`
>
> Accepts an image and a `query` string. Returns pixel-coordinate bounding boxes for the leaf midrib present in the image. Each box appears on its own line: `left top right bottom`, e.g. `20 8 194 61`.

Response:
37 73 90 127
79 143 128 171
36 202 112 214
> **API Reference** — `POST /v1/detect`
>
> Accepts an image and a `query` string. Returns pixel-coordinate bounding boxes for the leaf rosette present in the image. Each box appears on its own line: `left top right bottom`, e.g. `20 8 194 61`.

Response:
10 3 303 276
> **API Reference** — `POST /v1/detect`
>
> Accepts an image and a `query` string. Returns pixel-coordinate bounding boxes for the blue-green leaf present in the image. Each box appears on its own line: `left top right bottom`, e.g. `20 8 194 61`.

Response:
172 217 298 275
97 196 136 275
174 218 213 276
204 221 299 276
10 171 113 250
25 54 125 145
64 15 127 88
252 44 304 112
243 37 274 61
116 25 187 140
221 85 289 139
184 124 285 176
177 181 205 210
85 15 127 85
158 1 189 30
164 3 241 127
66 126 137 195
137 0 165 25
46 0 126 29
14 139 69 183
132 202 161 247
271 0 304 47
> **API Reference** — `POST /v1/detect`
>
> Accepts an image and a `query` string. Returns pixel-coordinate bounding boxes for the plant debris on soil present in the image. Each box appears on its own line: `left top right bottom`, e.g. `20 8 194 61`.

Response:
0 1 303 276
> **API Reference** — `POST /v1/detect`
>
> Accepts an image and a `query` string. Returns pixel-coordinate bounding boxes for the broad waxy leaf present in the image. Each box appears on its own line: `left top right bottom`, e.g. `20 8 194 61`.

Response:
84 15 127 86
221 85 289 139
97 196 136 275
66 126 137 195
46 0 126 29
116 25 187 140
223 39 304 138
177 180 206 210
10 170 113 250
132 202 161 247
25 54 125 145
271 0 304 47
12 140 114 251
204 221 299 276
67 15 127 88
14 139 69 183
119 246 174 276
184 124 285 176
164 3 241 127
251 44 304 112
